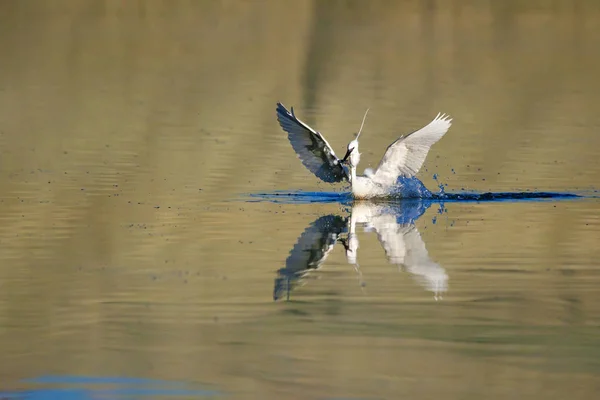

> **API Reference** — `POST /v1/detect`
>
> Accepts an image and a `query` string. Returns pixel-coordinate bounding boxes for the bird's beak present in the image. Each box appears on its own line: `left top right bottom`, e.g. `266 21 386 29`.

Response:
341 148 353 163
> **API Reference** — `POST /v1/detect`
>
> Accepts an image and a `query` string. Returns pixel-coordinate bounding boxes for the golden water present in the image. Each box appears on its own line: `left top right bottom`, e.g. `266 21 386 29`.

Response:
1 1 599 399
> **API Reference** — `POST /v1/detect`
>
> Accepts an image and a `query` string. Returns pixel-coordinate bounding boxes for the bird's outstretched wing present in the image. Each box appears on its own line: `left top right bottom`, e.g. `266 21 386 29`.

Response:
362 204 447 297
401 227 448 296
372 113 452 185
285 215 347 272
274 215 347 300
276 102 348 183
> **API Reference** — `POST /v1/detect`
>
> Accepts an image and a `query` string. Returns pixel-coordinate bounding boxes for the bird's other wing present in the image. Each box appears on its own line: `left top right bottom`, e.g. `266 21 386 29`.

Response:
284 215 347 272
274 215 347 300
402 227 448 296
372 113 452 185
276 102 348 183
369 213 411 265
370 216 448 296
357 201 429 265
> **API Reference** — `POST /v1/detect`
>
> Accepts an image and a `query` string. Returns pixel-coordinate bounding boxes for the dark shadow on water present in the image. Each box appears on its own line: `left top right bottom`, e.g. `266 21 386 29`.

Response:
245 189 583 205
1 375 222 399
274 200 447 302
439 191 582 202
246 190 352 204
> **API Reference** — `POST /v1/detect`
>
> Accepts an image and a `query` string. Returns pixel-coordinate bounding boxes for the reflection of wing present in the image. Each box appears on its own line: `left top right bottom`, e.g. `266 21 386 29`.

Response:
402 228 448 296
274 215 347 300
276 102 348 183
370 215 412 265
355 202 447 297
372 113 452 185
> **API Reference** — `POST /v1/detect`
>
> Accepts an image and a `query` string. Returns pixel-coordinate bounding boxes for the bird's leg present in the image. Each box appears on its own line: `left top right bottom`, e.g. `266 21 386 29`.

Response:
341 233 364 291
434 283 443 301
352 262 366 293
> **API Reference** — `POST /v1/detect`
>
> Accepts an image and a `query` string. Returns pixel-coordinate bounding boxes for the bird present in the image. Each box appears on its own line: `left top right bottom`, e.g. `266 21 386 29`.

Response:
276 102 452 199
273 201 447 301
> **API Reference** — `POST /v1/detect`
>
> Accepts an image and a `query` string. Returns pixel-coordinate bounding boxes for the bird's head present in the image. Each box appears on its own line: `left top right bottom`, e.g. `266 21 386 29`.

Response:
342 139 360 167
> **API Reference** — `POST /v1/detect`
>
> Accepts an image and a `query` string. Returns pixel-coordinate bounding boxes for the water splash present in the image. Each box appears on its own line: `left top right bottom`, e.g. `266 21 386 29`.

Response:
431 173 449 196
395 176 434 198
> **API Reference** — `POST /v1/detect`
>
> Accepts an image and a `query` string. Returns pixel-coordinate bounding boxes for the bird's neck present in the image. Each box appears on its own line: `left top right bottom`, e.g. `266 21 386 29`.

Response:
350 165 357 183
346 214 358 264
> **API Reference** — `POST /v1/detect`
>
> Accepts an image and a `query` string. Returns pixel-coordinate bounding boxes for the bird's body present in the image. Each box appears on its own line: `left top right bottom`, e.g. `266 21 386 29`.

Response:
349 173 397 199
276 102 452 199
349 166 433 199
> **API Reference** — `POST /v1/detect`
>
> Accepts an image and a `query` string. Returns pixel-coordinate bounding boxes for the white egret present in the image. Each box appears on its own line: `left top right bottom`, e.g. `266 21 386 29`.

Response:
274 201 447 300
276 102 452 199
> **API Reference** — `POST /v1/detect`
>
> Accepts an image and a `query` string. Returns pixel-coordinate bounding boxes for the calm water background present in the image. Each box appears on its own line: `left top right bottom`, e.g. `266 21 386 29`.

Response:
1 1 600 399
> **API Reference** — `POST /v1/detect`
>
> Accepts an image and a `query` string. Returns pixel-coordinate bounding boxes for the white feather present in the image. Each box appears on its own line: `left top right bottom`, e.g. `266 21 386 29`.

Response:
350 203 448 296
372 113 452 185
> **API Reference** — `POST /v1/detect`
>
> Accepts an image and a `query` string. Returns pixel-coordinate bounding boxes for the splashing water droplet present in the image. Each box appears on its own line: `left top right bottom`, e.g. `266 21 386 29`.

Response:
396 176 433 198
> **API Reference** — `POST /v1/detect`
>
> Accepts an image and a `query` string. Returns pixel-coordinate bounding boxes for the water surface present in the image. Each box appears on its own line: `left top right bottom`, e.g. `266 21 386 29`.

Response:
1 1 599 399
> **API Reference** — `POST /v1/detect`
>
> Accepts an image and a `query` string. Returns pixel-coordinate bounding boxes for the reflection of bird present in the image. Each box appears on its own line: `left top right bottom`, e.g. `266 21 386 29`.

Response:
274 201 447 301
344 202 448 300
276 102 452 199
274 215 347 301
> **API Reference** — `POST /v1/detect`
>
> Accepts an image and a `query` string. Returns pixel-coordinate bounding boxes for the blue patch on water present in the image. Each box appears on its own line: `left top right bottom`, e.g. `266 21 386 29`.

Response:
22 376 187 386
393 200 431 224
1 375 222 399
